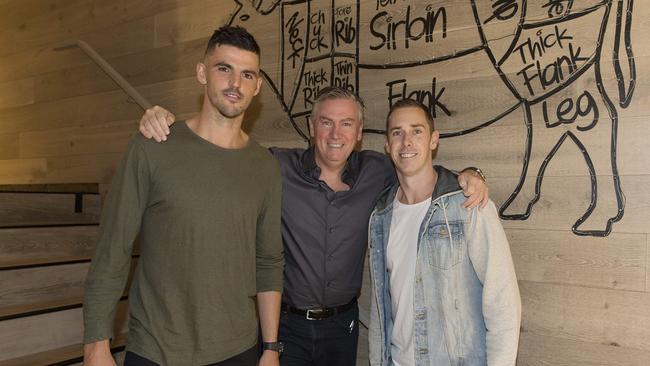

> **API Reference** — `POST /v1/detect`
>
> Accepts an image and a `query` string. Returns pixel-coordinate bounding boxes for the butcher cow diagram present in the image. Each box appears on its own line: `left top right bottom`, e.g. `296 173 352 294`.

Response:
228 0 636 236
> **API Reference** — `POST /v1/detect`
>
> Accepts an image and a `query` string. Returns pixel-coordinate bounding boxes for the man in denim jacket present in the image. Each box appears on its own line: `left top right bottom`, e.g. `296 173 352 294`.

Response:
368 99 521 366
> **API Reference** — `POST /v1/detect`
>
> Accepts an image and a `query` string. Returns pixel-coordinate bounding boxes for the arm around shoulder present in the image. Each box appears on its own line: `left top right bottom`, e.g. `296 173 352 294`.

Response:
139 105 176 142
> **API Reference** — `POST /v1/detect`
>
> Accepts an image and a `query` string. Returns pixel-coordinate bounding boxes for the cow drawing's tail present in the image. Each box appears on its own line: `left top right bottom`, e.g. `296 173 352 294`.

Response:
612 0 636 108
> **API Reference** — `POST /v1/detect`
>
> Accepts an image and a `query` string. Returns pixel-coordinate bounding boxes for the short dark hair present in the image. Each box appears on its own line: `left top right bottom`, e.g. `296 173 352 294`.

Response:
386 99 434 133
311 86 365 124
205 25 260 56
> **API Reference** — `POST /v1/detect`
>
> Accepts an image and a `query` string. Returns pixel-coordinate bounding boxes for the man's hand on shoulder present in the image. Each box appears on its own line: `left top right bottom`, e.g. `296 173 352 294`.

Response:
139 106 176 142
83 340 116 366
458 167 489 209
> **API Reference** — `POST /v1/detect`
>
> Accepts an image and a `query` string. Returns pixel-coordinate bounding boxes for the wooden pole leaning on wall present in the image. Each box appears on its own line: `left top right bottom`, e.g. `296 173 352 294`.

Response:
53 40 153 111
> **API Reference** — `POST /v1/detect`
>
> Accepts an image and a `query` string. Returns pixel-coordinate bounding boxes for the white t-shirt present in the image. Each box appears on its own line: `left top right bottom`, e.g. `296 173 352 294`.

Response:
386 192 431 366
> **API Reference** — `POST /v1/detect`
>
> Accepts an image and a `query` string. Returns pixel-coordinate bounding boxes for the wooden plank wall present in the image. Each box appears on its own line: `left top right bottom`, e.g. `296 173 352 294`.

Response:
0 0 648 364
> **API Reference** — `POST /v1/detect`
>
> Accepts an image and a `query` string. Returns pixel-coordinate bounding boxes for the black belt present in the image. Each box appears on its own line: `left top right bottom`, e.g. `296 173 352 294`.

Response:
282 298 357 320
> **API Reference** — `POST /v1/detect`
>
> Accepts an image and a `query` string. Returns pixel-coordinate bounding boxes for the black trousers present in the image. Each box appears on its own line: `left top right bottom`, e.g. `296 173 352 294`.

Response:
279 304 359 366
123 345 258 366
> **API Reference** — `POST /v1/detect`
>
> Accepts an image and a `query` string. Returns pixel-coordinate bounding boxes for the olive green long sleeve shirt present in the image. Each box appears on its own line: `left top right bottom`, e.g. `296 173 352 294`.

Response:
83 121 284 365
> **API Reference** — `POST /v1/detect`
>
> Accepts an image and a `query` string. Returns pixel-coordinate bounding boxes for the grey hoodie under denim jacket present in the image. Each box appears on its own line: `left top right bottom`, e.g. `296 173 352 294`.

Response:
368 166 521 366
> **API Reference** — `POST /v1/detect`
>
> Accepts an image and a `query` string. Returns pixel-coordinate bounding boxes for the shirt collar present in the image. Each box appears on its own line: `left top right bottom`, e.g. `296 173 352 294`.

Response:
300 147 360 187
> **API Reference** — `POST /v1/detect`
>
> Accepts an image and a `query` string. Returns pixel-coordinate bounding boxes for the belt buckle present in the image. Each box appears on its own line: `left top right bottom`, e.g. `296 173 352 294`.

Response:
306 309 322 320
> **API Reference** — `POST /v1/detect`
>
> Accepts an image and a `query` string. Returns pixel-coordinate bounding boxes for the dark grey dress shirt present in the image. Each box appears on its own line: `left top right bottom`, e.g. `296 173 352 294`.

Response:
271 147 396 308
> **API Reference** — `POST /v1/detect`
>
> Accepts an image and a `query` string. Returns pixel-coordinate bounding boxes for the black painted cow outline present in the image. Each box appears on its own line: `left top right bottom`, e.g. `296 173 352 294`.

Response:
229 0 636 236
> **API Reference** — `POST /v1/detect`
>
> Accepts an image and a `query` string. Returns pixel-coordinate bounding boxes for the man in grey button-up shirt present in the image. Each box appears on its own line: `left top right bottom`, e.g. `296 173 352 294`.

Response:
137 87 489 365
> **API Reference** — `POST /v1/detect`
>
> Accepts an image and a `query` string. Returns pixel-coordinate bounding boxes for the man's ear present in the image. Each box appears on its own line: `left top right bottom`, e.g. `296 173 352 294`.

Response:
253 74 263 96
356 122 363 142
430 130 440 150
384 136 390 154
196 62 207 85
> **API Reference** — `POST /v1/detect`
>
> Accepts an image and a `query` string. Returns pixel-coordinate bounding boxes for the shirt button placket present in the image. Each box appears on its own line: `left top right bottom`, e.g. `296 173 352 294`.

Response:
323 198 335 304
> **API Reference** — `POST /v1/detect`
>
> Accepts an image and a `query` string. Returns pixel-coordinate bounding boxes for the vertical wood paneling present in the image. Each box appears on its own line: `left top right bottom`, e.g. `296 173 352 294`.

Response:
517 333 650 365
0 133 19 159
520 281 650 350
0 78 34 109
0 158 46 184
19 120 138 159
153 2 231 48
0 15 156 84
508 229 647 291
0 0 181 57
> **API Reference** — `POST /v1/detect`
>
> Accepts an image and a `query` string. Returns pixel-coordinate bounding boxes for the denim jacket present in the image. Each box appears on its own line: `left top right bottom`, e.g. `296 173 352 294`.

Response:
368 166 521 366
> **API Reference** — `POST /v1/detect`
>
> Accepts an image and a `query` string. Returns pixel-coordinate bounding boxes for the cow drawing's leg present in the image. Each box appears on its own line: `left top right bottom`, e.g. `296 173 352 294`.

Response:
568 69 625 235
500 70 624 236
499 101 570 223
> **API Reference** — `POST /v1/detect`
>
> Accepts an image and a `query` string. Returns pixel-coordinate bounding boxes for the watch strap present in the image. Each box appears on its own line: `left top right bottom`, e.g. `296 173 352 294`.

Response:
463 166 487 182
263 341 283 354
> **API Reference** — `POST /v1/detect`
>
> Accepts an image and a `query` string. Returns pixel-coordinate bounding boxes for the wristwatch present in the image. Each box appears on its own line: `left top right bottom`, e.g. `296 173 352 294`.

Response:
463 166 487 182
263 341 284 355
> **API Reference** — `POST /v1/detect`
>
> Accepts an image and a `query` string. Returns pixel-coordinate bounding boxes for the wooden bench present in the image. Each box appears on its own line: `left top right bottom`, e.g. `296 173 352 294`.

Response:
0 303 129 366
0 185 133 365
